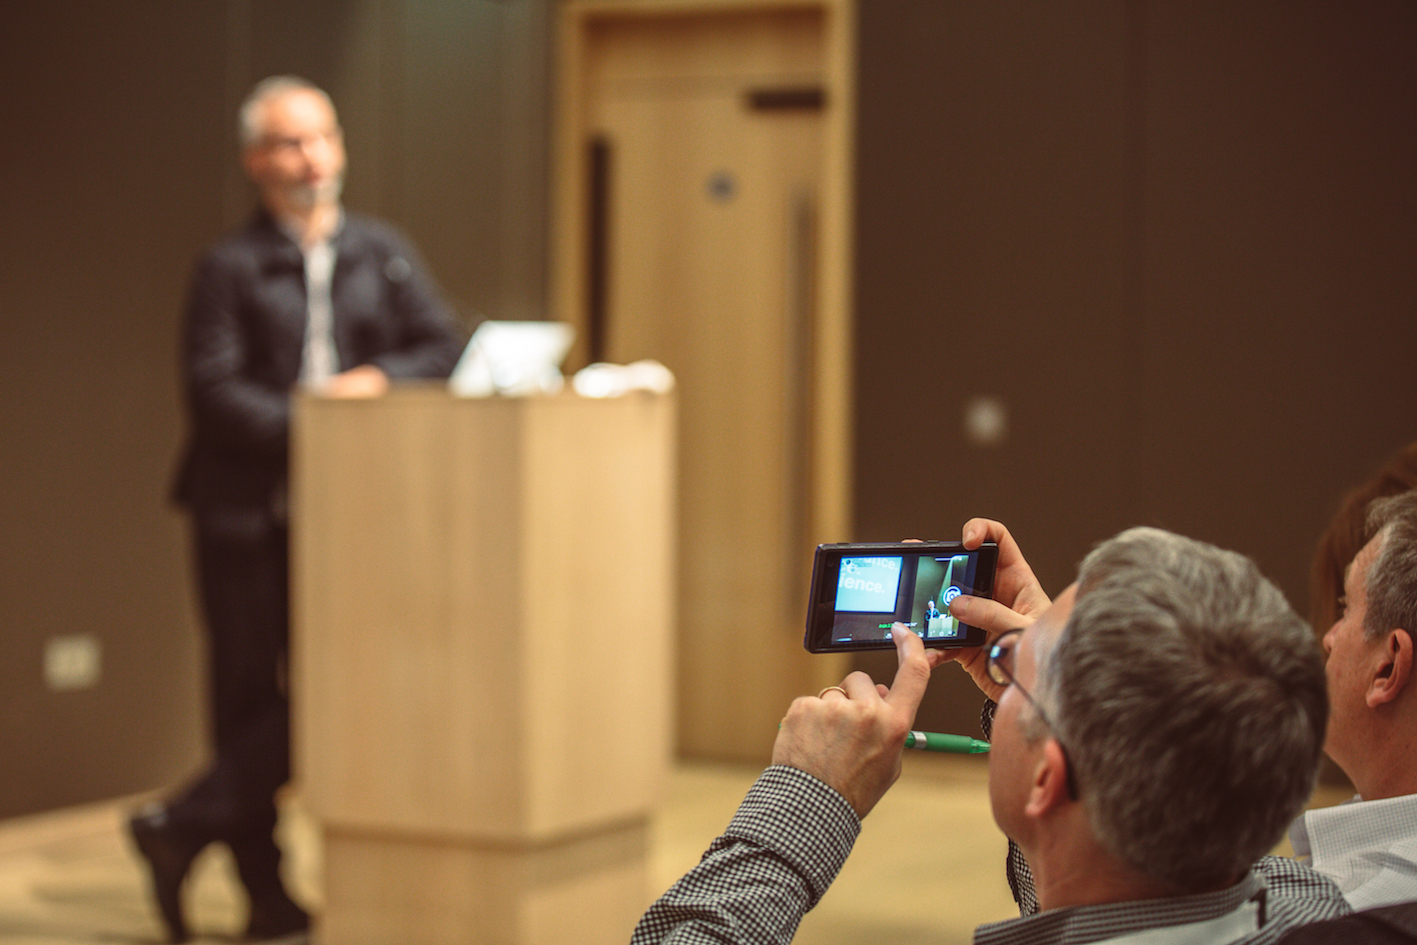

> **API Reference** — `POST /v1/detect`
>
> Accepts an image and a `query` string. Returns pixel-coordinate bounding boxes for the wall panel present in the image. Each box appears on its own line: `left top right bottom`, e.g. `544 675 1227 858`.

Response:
854 1 1417 734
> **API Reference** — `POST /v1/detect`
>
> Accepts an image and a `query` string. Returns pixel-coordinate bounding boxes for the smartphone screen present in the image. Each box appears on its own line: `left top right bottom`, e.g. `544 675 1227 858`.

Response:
803 542 998 652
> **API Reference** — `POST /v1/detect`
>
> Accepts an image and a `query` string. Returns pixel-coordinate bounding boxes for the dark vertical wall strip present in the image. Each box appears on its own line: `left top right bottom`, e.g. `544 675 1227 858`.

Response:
587 137 612 366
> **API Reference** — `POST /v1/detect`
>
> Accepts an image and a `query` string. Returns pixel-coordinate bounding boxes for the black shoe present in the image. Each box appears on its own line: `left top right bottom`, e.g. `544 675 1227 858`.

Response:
245 894 309 942
127 803 199 943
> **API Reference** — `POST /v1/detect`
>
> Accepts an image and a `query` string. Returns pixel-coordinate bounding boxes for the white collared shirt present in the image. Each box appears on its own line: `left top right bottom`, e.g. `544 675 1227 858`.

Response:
299 238 338 387
275 212 342 388
1289 792 1417 910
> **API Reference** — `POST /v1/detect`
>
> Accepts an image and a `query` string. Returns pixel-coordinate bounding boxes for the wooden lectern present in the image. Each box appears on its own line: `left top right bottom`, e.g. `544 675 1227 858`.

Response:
291 386 675 944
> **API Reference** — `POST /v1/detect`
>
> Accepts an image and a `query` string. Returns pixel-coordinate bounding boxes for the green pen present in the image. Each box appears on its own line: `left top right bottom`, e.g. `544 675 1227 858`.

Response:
905 731 990 754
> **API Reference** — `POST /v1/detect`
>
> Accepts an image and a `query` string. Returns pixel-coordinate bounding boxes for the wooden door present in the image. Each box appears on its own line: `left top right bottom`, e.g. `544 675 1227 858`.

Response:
560 3 853 761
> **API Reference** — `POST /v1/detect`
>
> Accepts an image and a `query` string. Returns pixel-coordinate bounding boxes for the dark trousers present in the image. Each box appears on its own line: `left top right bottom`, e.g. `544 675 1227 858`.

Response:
168 514 293 905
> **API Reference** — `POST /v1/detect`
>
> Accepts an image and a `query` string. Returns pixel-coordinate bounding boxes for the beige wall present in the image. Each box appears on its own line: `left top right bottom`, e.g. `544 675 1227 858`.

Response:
1 0 1413 815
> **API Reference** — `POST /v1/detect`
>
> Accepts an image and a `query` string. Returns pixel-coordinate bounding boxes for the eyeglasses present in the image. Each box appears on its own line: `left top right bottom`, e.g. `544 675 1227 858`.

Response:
987 628 1079 800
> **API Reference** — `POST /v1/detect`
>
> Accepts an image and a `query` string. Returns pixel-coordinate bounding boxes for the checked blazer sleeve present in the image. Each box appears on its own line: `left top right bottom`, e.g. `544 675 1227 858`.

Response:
631 766 860 945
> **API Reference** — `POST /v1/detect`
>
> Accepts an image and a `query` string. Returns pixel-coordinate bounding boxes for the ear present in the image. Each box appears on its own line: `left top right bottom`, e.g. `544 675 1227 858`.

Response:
1024 739 1073 817
1367 628 1414 708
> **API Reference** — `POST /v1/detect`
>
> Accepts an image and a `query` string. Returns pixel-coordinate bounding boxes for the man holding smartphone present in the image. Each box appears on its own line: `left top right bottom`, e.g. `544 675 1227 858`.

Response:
950 504 1417 919
632 526 1348 944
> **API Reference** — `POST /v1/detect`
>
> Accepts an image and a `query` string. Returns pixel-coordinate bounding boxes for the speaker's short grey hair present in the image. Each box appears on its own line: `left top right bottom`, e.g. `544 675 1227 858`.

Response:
238 75 336 147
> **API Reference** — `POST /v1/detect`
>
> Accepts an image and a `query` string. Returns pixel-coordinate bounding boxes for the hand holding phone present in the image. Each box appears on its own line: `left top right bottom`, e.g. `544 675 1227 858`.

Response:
803 541 999 653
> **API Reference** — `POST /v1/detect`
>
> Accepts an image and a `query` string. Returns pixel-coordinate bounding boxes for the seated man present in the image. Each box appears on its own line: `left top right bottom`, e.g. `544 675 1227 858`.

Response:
1294 491 1417 909
632 527 1349 944
953 501 1417 914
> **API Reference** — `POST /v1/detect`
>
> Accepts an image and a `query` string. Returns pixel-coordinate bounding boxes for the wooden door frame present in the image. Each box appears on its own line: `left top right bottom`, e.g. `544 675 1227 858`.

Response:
550 0 856 552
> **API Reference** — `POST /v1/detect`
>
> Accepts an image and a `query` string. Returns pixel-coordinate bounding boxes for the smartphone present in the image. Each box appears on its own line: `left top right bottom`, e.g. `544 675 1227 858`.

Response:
803 541 999 653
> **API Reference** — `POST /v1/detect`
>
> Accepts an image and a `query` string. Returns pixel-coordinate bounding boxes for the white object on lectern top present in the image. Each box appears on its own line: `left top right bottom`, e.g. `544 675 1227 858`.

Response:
449 321 575 397
572 360 676 399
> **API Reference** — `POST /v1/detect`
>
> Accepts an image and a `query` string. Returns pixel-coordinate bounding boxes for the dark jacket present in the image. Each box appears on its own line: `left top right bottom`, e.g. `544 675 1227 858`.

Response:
172 210 465 519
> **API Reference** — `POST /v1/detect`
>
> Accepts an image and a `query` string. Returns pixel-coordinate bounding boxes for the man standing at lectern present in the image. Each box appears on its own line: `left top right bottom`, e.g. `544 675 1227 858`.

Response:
129 76 464 942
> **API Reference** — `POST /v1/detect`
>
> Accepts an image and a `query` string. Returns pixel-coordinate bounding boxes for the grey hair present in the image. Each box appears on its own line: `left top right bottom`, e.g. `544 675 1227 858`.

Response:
1033 527 1327 894
238 76 336 147
1364 492 1417 640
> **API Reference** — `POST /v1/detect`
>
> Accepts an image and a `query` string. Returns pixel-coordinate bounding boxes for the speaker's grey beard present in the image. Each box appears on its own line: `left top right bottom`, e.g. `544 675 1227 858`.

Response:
284 172 344 211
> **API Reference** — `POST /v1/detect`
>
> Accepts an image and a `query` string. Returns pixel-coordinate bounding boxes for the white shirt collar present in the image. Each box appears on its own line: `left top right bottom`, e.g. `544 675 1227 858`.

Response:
1290 792 1417 910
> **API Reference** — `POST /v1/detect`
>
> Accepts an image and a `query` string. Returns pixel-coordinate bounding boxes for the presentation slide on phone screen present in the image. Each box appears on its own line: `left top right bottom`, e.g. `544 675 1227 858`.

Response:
829 552 977 644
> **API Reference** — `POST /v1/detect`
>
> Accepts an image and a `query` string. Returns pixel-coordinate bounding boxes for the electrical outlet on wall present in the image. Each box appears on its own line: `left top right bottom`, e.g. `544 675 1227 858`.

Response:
44 634 102 692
